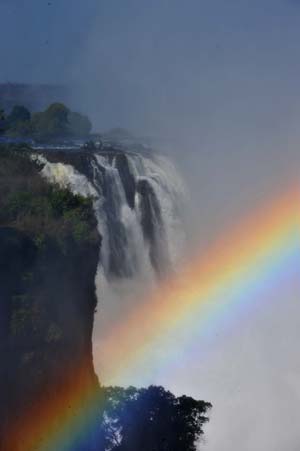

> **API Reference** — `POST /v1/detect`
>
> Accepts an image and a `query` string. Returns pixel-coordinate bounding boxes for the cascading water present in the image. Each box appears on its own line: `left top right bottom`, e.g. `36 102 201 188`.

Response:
36 149 186 380
92 154 149 279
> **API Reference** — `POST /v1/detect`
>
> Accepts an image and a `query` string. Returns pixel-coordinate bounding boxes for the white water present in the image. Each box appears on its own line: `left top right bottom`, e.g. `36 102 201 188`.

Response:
37 151 187 380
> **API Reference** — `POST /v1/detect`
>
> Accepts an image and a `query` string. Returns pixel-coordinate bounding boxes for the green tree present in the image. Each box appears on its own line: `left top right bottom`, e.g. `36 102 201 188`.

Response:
100 385 212 451
32 103 70 140
5 102 93 141
0 108 6 135
7 105 31 126
6 120 33 138
5 106 32 137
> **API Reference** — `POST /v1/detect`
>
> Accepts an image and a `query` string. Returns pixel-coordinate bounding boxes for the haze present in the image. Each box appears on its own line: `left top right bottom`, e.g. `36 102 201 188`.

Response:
2 1 300 450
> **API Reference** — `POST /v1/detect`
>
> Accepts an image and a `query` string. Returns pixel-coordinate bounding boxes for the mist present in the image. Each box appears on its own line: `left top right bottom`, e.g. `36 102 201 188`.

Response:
70 2 300 450
3 0 300 449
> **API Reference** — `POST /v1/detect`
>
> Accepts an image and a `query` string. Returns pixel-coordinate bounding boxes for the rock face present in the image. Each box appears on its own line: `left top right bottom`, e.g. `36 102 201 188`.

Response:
39 148 186 280
0 226 99 391
0 147 100 450
0 144 186 450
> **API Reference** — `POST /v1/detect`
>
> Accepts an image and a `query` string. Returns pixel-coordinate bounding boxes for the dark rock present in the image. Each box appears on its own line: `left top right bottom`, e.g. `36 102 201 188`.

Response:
137 179 169 276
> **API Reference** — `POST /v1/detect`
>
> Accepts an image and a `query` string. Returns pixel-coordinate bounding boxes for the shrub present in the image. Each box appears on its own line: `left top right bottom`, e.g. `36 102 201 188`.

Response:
0 145 98 247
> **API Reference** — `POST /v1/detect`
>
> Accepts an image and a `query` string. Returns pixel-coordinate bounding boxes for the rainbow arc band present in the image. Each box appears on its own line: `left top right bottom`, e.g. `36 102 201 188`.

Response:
6 185 300 450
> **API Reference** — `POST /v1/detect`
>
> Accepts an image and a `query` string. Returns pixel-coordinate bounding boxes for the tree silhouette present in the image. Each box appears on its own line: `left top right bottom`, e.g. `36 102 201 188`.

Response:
7 105 31 125
99 385 212 451
32 102 70 140
0 108 6 134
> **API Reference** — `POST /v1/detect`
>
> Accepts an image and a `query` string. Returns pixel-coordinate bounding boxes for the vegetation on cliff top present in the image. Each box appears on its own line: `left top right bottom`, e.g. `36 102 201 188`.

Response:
0 144 98 247
0 145 100 436
0 102 92 140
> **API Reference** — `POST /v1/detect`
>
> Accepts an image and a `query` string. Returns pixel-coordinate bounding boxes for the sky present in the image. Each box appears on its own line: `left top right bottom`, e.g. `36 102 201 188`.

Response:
2 0 300 138
3 1 300 450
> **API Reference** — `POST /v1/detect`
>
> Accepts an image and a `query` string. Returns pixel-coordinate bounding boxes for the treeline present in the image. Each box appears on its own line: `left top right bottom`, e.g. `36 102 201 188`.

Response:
99 385 212 451
0 103 92 141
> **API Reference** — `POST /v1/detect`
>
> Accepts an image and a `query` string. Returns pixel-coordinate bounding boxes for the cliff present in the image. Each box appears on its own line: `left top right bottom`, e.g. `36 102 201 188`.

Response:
0 145 101 450
0 142 187 450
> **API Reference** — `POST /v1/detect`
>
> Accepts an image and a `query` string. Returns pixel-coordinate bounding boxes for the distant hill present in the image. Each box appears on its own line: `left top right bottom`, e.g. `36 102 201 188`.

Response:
0 83 70 113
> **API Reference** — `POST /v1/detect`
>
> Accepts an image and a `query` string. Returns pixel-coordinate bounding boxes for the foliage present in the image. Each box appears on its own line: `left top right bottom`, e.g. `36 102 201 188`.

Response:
0 102 92 140
5 120 33 137
31 102 70 140
100 385 212 451
0 144 102 450
7 105 31 125
0 145 98 246
0 107 6 134
0 144 99 380
5 105 32 137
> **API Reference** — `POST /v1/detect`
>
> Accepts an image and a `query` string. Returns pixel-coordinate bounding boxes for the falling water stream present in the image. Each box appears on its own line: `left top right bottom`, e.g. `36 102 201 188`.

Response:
37 149 187 381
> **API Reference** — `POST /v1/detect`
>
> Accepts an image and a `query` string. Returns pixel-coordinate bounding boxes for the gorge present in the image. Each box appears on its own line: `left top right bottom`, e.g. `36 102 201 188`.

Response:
37 147 187 381
0 143 189 450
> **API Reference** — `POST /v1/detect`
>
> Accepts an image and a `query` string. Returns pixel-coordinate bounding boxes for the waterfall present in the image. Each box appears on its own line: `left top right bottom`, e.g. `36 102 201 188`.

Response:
36 150 186 380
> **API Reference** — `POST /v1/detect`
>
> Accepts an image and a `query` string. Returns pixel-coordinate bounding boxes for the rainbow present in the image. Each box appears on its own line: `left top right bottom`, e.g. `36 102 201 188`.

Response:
5 185 300 450
99 186 300 384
